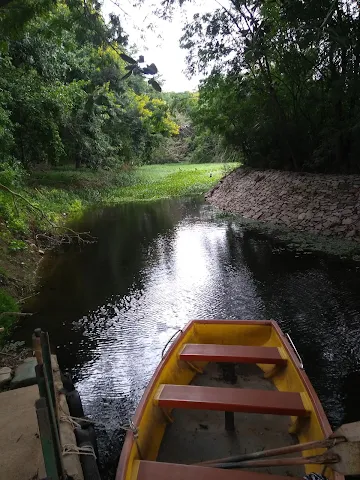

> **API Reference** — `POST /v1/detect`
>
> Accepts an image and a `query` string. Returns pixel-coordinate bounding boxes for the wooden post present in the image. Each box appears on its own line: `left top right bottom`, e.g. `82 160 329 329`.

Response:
32 328 43 365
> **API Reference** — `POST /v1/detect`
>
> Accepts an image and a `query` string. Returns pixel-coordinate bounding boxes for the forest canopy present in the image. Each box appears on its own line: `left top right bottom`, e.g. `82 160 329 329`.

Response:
0 0 178 175
165 0 360 173
1 0 360 174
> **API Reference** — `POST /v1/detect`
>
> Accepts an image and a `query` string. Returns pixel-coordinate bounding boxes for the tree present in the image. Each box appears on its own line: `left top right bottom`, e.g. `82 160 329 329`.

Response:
153 0 360 173
0 0 177 171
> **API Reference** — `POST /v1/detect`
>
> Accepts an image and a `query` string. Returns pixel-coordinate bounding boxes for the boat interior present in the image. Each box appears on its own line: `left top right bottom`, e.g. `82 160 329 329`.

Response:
157 362 305 477
118 321 336 480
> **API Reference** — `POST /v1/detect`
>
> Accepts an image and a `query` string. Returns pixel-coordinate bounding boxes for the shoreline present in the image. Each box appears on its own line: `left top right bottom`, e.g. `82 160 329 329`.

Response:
213 209 360 262
206 167 360 260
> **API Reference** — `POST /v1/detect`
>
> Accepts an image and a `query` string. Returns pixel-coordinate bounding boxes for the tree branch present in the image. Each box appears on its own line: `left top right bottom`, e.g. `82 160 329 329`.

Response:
214 0 243 35
0 183 52 225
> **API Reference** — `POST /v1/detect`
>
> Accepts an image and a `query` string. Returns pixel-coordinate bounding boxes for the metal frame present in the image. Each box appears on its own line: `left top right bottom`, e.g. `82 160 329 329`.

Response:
285 333 304 369
34 328 66 480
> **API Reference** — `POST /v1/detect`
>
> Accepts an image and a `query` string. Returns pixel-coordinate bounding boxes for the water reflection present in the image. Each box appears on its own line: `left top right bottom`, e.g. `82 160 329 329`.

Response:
15 197 360 479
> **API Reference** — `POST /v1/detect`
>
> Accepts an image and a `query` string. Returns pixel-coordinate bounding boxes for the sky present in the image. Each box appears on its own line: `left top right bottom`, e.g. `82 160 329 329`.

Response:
102 0 218 92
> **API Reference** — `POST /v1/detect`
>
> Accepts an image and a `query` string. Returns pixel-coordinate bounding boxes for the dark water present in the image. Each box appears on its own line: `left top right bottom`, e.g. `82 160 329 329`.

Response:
15 197 360 479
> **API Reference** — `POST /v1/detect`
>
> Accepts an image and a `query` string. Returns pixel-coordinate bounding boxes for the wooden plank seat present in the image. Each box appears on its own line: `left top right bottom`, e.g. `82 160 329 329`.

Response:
155 384 309 416
180 343 287 366
136 461 303 480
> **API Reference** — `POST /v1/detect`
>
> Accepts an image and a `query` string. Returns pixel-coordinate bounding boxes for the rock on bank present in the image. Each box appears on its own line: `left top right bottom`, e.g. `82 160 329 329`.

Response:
206 168 360 241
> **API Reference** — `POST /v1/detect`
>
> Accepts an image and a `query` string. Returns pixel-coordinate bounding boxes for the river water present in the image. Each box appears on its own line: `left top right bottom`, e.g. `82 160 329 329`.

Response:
16 197 360 479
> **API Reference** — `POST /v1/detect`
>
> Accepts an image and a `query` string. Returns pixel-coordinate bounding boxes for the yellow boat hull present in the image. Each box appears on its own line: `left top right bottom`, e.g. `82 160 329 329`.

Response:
116 320 342 480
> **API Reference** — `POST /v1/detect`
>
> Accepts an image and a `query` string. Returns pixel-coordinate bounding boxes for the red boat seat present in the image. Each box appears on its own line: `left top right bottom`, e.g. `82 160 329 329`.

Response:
155 384 309 416
180 344 287 365
136 461 303 480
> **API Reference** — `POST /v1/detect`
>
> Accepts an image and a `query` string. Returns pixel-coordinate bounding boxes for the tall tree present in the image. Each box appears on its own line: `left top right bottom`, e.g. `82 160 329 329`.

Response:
0 0 177 171
155 0 360 173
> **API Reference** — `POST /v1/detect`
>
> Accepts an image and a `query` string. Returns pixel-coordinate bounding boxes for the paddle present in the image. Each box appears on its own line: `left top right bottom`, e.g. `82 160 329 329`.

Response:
197 421 360 475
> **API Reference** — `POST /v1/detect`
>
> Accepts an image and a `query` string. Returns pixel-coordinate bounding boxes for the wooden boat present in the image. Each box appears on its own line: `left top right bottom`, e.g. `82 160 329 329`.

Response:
116 320 343 480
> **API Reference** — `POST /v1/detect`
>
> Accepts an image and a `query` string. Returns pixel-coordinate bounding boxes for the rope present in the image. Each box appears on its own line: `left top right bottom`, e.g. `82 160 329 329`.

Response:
62 443 96 459
60 415 82 429
60 408 138 445
118 419 143 458
161 329 182 358
59 414 95 430
119 419 139 439
60 402 140 458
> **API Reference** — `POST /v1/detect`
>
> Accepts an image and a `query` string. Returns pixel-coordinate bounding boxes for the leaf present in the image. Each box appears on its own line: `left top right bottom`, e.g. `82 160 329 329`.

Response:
147 63 158 74
85 96 94 114
121 71 133 80
138 55 145 63
119 53 137 64
140 64 158 76
148 78 162 92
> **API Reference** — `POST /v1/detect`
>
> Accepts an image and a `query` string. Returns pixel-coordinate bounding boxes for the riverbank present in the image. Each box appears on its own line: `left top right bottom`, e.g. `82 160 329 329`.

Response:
207 167 360 259
0 162 236 342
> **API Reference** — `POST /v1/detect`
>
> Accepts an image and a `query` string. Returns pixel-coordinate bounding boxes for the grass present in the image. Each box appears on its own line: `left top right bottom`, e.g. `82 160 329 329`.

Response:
105 163 234 202
27 163 235 202
15 163 237 226
27 165 137 190
0 288 19 342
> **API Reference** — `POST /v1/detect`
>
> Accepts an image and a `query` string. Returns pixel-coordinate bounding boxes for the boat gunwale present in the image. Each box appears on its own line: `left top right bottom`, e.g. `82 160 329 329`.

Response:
115 319 333 480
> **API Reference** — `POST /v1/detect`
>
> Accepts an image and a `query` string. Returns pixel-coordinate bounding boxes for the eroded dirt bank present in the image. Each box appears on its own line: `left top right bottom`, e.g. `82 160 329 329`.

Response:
206 168 360 242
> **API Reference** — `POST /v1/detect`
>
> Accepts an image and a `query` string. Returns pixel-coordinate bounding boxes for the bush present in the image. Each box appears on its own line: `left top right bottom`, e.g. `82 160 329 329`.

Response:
0 289 19 338
0 161 26 188
151 136 191 163
189 131 241 164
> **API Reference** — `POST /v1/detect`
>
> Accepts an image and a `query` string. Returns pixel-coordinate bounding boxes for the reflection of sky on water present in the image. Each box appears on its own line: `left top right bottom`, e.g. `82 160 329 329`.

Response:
74 218 263 410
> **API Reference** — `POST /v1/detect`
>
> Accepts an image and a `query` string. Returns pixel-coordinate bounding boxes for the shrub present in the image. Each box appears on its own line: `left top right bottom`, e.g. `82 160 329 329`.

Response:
0 289 19 338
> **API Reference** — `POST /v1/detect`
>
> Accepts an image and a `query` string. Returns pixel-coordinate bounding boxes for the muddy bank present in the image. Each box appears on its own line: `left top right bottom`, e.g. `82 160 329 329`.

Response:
207 168 360 243
0 228 43 355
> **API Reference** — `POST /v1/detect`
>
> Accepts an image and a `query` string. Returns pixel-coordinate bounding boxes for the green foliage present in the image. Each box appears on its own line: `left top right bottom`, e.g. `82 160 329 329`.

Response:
179 0 360 173
8 239 27 252
151 136 191 164
24 163 235 205
0 163 236 251
0 288 19 337
0 266 8 277
189 130 241 164
0 161 25 187
0 1 178 173
27 165 138 190
151 91 238 164
106 163 237 202
0 189 29 234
